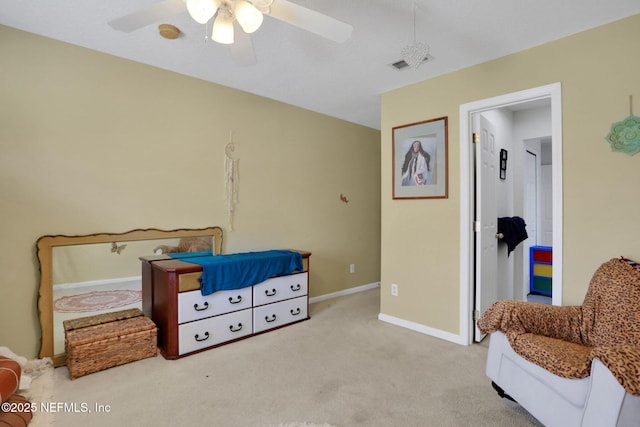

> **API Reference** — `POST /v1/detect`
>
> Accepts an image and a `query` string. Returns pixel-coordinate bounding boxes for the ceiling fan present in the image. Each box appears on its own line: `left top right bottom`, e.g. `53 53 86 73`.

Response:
108 0 353 65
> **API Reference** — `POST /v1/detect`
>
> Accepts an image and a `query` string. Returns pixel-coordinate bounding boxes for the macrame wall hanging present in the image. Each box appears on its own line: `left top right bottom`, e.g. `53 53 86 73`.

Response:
605 95 640 156
224 131 240 231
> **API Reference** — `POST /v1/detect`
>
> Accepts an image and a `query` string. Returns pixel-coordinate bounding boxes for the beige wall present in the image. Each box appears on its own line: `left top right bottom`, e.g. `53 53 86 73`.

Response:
0 26 381 358
380 15 640 336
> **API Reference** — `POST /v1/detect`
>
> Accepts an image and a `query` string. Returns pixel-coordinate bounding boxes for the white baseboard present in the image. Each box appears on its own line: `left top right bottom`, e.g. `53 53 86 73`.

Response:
377 313 467 346
309 282 380 304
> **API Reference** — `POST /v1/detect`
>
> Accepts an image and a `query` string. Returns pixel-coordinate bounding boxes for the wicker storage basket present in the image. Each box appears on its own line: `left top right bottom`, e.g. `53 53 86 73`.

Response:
64 308 157 380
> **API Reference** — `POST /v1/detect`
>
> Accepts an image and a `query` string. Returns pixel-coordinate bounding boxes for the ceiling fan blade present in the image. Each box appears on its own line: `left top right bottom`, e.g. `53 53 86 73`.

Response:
231 23 257 66
108 0 187 33
267 0 353 43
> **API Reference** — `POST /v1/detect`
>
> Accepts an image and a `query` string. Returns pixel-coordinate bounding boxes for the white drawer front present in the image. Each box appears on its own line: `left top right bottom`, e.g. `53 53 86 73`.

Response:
178 287 252 324
179 309 253 355
253 296 308 333
253 272 308 307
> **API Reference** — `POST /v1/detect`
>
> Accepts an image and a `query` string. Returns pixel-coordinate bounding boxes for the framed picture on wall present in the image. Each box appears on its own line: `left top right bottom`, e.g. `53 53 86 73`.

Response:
392 116 448 199
499 148 508 180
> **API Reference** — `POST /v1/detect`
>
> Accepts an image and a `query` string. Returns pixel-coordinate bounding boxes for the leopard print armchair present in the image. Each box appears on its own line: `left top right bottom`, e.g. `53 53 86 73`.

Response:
478 257 640 396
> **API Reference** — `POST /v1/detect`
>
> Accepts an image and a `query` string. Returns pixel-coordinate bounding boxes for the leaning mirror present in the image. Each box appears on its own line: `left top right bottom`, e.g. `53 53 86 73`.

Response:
37 227 223 367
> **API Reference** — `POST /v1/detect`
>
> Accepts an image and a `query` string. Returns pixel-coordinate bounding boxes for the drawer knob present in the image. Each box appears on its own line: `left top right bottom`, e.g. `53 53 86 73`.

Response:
229 295 243 304
194 331 210 342
290 284 301 291
265 289 277 297
265 314 277 323
229 323 243 332
194 301 209 311
290 307 301 316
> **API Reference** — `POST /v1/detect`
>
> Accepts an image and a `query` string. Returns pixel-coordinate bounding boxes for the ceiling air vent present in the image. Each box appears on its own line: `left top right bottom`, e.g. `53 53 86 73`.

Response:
390 54 434 71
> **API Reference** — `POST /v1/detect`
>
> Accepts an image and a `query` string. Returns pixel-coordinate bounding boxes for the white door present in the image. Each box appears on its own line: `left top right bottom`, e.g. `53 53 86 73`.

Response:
523 150 539 298
474 114 499 342
541 164 553 246
524 150 538 247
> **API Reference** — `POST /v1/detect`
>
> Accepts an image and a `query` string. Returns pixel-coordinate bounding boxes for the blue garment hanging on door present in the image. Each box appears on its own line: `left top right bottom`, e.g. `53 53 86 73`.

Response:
497 216 528 255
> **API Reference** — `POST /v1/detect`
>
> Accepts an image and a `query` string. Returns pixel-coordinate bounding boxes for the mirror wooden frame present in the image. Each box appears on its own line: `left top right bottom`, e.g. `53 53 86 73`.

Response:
36 227 223 367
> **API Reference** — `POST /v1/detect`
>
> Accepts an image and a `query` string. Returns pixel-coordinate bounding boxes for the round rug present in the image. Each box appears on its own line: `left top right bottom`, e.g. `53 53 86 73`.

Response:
54 290 142 313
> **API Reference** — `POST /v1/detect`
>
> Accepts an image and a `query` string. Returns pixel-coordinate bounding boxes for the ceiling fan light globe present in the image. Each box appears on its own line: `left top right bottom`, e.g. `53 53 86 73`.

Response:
212 13 234 44
233 0 264 34
186 0 220 24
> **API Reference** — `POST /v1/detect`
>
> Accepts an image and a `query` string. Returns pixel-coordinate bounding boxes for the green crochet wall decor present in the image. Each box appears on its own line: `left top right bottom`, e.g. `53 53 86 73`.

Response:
605 96 640 156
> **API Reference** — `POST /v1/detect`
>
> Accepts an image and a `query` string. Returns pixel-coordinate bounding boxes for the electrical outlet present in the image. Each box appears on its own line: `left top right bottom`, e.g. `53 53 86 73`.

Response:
349 263 355 273
391 283 398 296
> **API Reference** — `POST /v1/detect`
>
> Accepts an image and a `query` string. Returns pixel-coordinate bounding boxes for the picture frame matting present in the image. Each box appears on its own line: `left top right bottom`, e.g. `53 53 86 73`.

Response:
392 116 448 199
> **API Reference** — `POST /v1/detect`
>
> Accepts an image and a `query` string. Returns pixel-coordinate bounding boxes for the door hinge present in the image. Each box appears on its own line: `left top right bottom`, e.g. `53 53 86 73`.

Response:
473 221 480 232
473 133 480 144
473 310 480 321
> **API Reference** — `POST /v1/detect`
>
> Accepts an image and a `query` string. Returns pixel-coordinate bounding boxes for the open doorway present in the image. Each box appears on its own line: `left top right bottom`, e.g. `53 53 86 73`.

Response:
524 137 553 305
459 83 563 345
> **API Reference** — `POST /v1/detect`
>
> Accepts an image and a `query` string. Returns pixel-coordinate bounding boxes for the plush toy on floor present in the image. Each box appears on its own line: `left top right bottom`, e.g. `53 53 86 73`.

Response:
0 346 30 389
0 346 53 390
0 347 34 426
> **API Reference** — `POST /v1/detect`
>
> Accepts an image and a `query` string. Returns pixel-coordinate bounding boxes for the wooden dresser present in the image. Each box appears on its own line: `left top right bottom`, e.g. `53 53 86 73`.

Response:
141 251 310 359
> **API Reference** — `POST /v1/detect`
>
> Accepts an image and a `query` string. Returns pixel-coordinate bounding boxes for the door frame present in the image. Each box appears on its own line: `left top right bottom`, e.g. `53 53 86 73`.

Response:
458 82 563 345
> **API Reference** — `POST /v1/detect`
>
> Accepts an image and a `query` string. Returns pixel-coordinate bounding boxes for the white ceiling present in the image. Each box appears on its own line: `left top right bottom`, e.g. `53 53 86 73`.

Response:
2 1 639 130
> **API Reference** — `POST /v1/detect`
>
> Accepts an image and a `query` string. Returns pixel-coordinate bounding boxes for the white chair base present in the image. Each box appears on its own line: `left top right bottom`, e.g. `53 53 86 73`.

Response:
486 331 640 427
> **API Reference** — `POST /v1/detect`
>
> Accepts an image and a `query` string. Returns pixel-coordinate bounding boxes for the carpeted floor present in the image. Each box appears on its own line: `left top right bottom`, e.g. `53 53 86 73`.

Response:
40 288 541 427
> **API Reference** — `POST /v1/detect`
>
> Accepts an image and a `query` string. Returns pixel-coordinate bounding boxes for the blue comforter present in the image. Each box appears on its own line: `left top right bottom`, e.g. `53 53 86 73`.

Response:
169 250 304 296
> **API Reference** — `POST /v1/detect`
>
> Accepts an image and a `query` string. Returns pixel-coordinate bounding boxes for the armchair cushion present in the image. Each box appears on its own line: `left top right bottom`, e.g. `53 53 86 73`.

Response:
510 333 593 379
